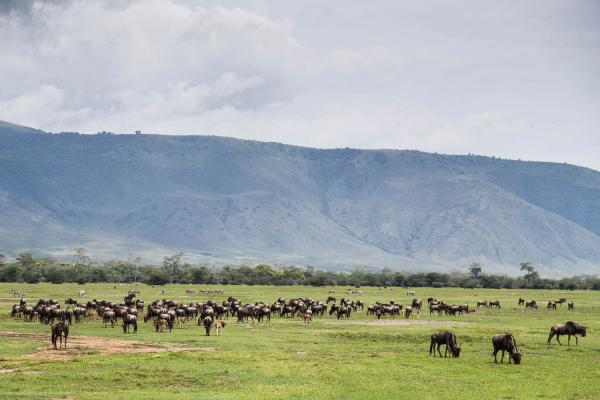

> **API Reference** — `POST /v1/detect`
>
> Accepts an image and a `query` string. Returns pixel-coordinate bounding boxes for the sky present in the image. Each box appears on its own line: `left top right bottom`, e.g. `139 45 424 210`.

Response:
1 0 599 169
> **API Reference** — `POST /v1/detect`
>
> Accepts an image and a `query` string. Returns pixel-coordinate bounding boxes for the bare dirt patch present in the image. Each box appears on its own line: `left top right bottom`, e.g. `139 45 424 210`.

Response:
0 331 214 363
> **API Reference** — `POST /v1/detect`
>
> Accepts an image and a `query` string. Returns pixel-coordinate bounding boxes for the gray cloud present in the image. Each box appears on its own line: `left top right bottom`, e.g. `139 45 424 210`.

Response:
1 0 599 170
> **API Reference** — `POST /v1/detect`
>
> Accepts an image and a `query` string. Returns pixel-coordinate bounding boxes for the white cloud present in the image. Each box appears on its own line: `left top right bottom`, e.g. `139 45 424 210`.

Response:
0 0 599 170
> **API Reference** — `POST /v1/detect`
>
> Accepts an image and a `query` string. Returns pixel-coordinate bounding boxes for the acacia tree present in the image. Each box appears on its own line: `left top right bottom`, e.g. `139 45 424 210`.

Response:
520 262 539 286
162 252 183 284
469 262 482 279
73 247 90 265
130 256 141 283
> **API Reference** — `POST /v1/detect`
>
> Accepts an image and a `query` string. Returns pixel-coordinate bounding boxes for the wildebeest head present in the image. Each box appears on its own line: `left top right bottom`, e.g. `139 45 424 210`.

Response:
452 345 461 358
511 351 522 364
566 321 587 337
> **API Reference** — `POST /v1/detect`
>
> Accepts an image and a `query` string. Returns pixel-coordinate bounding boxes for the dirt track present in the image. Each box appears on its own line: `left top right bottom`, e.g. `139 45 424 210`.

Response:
0 331 214 365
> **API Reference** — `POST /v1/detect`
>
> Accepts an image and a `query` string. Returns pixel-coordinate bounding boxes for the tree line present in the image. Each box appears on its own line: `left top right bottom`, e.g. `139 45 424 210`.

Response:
0 252 599 290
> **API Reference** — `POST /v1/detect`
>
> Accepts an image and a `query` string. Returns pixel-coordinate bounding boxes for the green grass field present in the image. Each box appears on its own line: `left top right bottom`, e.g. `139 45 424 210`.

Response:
1 283 599 400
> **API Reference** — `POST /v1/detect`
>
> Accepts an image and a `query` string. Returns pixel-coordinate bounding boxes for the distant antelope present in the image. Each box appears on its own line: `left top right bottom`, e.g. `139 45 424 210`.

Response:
215 320 226 336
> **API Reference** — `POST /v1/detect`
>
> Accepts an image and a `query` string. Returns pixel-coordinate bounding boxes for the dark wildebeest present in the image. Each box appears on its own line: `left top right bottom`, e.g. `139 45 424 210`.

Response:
567 302 574 311
203 316 213 336
525 300 537 309
411 299 422 310
122 314 138 333
547 321 586 346
489 300 501 309
547 301 557 310
336 307 351 320
518 298 525 306
102 310 116 328
11 304 21 318
492 333 521 364
429 331 461 358
476 300 488 308
51 321 69 349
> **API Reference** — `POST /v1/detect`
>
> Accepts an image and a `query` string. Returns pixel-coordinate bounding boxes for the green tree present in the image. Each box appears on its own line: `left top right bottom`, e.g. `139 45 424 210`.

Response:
469 262 482 279
520 262 539 286
162 252 183 284
147 270 169 285
17 253 36 268
73 247 90 265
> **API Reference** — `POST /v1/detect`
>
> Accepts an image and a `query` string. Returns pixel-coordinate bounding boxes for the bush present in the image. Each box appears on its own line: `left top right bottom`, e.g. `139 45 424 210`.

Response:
146 270 169 285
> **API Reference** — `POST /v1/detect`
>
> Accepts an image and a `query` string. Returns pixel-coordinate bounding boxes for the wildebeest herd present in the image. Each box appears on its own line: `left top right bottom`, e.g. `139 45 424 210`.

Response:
8 290 587 364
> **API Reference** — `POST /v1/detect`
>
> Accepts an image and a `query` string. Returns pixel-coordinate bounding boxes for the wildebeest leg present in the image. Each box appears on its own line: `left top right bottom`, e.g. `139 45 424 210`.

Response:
556 334 562 345
429 339 434 356
547 330 554 345
568 334 571 346
437 343 443 358
500 350 505 363
493 348 498 363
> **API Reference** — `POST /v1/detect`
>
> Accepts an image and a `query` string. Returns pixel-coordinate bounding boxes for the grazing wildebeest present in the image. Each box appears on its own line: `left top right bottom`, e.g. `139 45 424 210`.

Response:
405 306 413 319
492 333 521 364
518 298 525 306
547 301 557 310
102 310 116 328
411 299 422 310
65 298 78 306
202 316 213 336
429 331 461 358
429 303 442 316
476 300 488 308
51 321 69 350
336 307 351 320
547 321 586 346
326 296 336 304
489 300 501 309
567 302 574 311
525 300 538 309
11 304 21 318
73 307 87 323
122 314 138 333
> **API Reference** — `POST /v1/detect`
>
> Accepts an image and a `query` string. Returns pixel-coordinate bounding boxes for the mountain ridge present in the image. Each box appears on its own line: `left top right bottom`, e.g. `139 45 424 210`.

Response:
1 120 600 277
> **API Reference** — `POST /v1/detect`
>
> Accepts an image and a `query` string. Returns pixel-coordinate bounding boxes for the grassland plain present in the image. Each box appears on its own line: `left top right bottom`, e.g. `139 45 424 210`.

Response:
1 283 599 400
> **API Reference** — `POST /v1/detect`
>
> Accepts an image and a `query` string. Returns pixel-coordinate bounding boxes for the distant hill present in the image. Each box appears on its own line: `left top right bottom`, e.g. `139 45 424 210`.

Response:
2 120 600 276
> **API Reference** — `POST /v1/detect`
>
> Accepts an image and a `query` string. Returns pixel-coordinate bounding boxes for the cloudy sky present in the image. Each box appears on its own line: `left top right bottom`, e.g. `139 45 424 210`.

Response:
1 0 599 169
